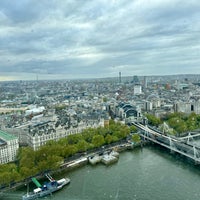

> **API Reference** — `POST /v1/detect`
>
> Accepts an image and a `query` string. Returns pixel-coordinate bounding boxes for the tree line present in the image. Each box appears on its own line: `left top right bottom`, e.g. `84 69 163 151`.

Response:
0 120 132 187
145 112 200 135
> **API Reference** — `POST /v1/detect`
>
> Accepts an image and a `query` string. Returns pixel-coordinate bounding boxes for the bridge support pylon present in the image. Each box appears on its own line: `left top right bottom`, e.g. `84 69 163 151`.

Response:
193 146 200 165
169 138 175 154
187 132 194 144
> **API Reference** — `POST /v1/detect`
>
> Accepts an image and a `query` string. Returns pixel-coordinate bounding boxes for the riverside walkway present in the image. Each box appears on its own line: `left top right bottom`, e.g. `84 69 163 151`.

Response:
133 122 200 164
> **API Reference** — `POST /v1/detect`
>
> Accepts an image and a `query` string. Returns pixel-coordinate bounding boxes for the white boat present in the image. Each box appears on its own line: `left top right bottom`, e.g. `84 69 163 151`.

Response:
22 174 70 200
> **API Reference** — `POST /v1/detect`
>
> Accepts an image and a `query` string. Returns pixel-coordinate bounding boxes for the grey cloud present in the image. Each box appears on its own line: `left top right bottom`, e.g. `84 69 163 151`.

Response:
0 0 42 24
0 0 200 80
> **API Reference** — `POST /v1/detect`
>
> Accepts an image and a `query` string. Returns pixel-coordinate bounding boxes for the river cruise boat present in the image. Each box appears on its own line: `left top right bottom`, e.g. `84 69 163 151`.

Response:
22 174 70 200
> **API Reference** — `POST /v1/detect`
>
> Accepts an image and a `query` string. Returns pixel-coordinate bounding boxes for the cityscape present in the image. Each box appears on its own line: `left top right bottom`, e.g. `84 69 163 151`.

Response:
1 73 200 163
1 0 200 199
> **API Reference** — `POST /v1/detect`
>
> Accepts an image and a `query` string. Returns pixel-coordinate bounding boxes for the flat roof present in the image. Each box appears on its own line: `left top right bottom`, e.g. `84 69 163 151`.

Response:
0 130 17 141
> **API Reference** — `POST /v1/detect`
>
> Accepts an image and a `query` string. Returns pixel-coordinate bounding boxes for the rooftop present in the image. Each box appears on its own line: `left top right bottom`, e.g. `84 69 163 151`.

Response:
0 130 17 141
0 138 6 145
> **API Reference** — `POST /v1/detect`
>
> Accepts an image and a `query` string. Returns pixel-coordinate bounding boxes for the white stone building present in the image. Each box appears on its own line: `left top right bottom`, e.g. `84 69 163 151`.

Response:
133 85 142 95
0 130 19 164
174 100 200 114
27 119 105 150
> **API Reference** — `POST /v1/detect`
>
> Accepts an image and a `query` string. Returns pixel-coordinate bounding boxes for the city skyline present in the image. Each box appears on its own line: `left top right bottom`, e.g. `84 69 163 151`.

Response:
0 0 200 81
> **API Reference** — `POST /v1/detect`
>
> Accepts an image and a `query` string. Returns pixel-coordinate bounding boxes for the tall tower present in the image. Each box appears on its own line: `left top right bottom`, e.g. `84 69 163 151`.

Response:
144 76 148 88
119 72 121 84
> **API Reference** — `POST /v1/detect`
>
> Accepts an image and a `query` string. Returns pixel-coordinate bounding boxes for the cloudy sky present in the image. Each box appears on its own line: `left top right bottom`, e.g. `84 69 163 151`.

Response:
0 0 200 81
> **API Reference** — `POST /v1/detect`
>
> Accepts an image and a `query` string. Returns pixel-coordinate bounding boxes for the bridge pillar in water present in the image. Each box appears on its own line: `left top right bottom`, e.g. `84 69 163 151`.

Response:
193 146 199 165
143 125 149 141
169 138 175 154
193 146 197 159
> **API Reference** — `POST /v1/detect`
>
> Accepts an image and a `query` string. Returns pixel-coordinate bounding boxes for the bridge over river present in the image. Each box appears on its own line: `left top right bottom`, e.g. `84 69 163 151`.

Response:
133 122 200 164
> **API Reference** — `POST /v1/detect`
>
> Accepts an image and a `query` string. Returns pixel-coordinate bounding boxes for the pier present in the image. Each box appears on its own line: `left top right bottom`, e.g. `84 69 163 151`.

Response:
88 150 119 165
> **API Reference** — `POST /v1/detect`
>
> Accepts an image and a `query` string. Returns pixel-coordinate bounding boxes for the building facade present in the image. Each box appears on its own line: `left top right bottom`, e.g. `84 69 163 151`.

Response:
133 85 142 95
26 119 105 150
144 101 153 111
174 100 200 114
116 102 142 123
0 130 19 164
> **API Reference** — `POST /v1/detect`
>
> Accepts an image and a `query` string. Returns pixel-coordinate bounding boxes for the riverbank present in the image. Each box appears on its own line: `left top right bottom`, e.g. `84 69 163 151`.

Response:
58 142 139 171
2 146 200 200
0 141 141 194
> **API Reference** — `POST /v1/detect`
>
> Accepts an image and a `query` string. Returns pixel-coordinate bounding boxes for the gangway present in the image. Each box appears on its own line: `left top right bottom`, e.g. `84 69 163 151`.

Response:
31 177 42 188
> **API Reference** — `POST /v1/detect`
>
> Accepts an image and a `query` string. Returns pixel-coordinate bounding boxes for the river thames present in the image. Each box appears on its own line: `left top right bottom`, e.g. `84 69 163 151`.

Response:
2 146 200 200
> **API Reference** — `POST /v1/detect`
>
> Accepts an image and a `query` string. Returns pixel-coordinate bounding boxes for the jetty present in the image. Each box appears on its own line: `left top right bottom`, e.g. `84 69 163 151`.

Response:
88 155 102 165
88 150 119 165
101 154 118 165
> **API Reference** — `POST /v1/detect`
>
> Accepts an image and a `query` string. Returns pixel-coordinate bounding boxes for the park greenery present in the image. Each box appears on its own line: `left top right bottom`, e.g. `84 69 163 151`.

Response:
132 133 141 143
145 112 200 135
145 113 162 126
0 120 132 187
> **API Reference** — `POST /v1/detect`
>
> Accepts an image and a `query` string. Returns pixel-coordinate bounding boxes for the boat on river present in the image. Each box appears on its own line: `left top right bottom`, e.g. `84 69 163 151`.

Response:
22 174 70 200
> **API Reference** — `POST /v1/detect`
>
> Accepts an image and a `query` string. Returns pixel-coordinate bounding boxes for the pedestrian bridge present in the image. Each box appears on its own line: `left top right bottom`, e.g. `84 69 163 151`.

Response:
132 122 200 164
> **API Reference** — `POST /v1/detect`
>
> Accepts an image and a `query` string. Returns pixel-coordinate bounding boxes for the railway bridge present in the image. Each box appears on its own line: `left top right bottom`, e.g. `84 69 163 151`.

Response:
132 122 200 164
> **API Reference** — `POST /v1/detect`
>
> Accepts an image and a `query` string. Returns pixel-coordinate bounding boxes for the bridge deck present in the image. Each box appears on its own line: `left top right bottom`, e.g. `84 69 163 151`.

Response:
133 122 200 163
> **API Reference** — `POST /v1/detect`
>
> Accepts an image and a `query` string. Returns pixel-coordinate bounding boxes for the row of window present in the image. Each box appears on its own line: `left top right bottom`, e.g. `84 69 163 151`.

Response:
0 143 19 164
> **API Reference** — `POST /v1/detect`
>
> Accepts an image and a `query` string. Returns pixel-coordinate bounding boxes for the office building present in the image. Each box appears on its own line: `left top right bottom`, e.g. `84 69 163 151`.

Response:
0 130 19 164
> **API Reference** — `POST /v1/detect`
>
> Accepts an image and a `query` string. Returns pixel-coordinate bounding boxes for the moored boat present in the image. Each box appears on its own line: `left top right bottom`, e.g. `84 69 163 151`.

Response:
22 174 70 200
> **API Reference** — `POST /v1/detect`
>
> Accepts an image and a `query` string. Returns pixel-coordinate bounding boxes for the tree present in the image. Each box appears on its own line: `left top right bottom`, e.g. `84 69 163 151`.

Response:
37 160 48 173
0 172 10 186
67 134 82 145
112 135 119 142
0 164 21 186
92 135 105 148
146 114 162 126
186 112 198 130
167 117 187 134
103 97 108 102
96 127 108 137
76 139 89 152
20 166 36 179
132 134 141 143
57 138 68 146
82 128 95 143
105 134 113 144
63 145 78 157
163 112 200 134
46 155 63 170
112 124 129 139
18 147 37 178
130 125 137 133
